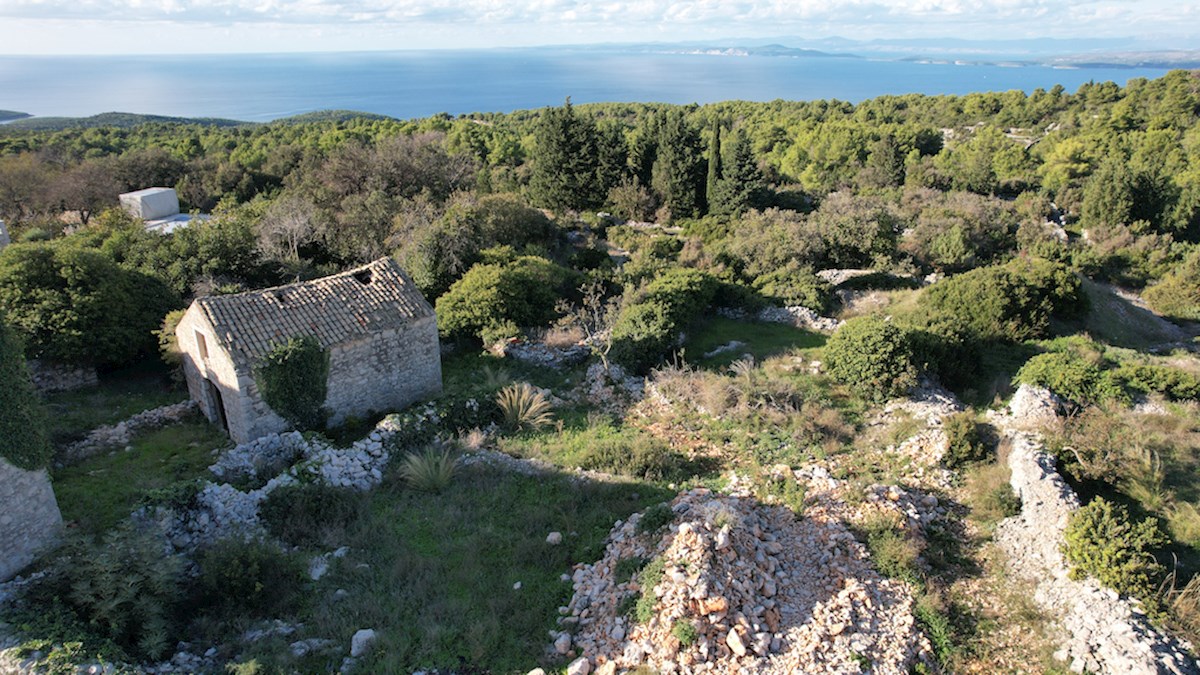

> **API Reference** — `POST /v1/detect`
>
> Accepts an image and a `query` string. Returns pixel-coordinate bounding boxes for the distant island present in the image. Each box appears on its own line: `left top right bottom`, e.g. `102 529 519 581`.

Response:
0 110 31 123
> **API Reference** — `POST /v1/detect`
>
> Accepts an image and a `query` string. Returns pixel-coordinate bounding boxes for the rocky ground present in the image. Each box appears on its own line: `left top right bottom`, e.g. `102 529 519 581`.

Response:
553 489 931 675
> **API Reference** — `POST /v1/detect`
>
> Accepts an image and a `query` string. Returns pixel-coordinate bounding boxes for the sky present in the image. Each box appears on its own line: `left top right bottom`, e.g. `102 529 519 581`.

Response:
0 0 1197 55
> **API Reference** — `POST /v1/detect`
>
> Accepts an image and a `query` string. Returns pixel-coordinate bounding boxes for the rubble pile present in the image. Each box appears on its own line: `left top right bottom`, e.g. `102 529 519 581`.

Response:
556 489 930 674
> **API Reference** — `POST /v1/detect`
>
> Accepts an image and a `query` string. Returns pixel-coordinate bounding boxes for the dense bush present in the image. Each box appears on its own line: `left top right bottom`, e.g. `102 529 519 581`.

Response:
435 255 577 343
751 261 833 311
1143 247 1200 321
825 316 918 403
255 335 330 430
610 267 716 373
942 412 988 469
194 538 305 617
259 482 365 548
54 524 187 660
914 257 1084 343
1115 363 1200 401
0 316 52 470
1015 350 1125 407
1063 497 1166 608
0 241 180 367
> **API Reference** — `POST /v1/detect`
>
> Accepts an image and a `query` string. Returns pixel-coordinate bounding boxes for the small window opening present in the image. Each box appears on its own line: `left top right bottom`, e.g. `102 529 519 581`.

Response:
196 331 209 359
353 269 373 285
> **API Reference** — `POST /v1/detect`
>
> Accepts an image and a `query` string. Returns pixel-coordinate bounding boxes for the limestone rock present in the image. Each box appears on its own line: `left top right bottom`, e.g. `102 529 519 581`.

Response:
349 629 377 658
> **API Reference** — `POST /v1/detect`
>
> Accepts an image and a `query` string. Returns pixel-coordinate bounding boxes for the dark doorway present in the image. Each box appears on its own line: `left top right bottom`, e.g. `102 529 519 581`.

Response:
204 378 229 432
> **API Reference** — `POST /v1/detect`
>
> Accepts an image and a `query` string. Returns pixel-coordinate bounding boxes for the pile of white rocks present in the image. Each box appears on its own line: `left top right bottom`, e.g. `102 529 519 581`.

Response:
59 400 200 465
993 387 1198 674
498 338 591 370
147 416 405 553
209 430 310 485
580 362 645 407
718 306 843 333
554 489 931 675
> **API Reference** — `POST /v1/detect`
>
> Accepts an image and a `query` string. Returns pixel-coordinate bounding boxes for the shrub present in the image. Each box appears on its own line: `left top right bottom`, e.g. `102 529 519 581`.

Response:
614 556 648 583
671 620 699 646
255 335 330 430
751 262 832 311
825 316 918 403
633 556 667 623
638 503 675 533
1015 350 1125 407
1143 247 1200 321
611 268 717 373
1063 497 1166 607
914 257 1084 343
435 255 577 343
860 512 923 585
194 538 304 617
59 524 186 660
942 412 988 469
579 435 688 481
0 316 52 470
1116 363 1200 401
399 444 459 493
259 483 364 548
496 382 554 431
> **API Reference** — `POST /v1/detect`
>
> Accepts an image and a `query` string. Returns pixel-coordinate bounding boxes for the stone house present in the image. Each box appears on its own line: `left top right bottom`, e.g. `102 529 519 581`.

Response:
176 258 442 444
0 457 62 581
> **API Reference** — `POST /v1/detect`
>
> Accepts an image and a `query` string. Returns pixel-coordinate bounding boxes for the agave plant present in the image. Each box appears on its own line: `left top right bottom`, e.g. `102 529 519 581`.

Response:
496 382 554 431
399 444 459 493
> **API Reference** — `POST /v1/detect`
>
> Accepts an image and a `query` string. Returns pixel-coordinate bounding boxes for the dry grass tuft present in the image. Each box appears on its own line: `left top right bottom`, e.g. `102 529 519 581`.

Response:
496 382 554 431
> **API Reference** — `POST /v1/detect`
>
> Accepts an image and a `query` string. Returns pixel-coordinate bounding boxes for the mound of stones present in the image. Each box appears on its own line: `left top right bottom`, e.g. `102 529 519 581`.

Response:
716 306 843 333
555 489 931 674
993 385 1198 674
59 400 199 465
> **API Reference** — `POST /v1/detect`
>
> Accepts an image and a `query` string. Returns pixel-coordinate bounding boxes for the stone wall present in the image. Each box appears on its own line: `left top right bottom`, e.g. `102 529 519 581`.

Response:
324 315 443 427
26 359 98 394
0 457 63 581
992 386 1197 674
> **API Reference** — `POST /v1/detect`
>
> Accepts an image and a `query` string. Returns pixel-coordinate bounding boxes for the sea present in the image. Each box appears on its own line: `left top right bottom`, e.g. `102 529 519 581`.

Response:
0 48 1178 122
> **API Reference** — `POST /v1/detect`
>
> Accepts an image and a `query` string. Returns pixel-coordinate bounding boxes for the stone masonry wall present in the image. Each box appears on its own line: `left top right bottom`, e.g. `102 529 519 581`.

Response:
324 315 442 427
26 359 98 394
0 457 63 581
992 386 1197 674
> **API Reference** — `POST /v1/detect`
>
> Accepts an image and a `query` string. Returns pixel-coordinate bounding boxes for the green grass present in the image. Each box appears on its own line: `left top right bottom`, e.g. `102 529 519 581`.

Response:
263 465 671 673
43 363 186 446
52 420 228 534
684 316 826 368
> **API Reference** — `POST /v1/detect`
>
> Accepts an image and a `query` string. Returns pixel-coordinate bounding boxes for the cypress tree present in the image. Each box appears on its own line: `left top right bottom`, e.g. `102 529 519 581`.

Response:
705 119 722 214
528 99 601 212
651 109 705 220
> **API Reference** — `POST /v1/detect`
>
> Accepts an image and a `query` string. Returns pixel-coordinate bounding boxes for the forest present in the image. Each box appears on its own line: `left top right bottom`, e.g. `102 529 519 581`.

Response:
0 70 1198 673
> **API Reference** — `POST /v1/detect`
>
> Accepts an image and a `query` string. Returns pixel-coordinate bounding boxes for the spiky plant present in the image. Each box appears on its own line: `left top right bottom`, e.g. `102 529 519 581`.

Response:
400 444 459 493
496 382 554 431
482 364 513 389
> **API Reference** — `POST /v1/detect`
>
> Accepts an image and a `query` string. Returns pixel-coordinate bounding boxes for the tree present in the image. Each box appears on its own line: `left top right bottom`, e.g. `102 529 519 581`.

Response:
0 241 180 367
705 119 722 211
256 193 320 263
709 128 767 217
651 110 705 220
555 278 619 368
0 315 52 470
528 99 601 212
49 158 121 226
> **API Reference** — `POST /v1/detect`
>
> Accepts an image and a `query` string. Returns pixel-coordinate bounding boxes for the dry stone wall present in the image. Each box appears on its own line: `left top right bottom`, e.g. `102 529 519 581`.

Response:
26 359 97 394
0 458 62 581
992 385 1198 674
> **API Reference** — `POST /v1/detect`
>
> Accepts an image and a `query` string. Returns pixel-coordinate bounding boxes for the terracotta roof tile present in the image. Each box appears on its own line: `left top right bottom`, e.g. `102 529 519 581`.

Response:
194 257 433 369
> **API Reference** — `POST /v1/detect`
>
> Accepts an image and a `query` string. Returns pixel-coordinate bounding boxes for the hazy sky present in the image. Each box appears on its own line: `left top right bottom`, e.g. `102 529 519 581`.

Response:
0 0 1197 55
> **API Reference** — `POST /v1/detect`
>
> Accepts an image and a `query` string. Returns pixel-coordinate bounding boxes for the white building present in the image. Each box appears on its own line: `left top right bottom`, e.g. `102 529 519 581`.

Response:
119 187 208 234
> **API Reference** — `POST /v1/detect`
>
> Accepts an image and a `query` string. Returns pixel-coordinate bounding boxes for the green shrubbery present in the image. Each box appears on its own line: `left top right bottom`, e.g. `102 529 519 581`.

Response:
1115 364 1200 401
259 482 365 548
914 257 1084 343
824 316 918 402
194 538 305 617
750 262 832 311
255 335 330 430
0 316 52 470
435 254 577 344
1015 350 1126 407
1063 497 1166 609
1143 247 1200 321
610 267 717 373
941 412 988 469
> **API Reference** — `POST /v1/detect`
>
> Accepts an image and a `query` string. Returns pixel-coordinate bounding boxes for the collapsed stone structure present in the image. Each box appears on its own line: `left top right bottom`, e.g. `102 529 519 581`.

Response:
0 457 62 581
176 258 442 444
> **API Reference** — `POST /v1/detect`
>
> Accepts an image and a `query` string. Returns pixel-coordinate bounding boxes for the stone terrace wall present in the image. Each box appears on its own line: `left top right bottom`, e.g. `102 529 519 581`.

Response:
992 388 1198 674
26 360 97 395
0 458 62 581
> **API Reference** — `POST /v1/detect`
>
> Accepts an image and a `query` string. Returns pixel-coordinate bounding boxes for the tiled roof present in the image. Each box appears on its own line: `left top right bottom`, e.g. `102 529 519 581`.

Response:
194 257 434 369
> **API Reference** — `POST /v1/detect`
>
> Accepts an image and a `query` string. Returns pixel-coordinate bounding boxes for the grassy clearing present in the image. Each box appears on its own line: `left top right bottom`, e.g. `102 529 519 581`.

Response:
52 419 228 534
246 464 670 673
684 316 825 368
43 363 185 446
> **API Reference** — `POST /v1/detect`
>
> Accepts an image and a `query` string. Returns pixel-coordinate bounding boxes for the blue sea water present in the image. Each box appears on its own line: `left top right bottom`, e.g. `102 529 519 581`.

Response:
0 48 1177 122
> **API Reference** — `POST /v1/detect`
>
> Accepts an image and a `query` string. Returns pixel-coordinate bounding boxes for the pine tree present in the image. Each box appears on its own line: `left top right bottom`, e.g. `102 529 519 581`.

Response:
705 119 722 213
528 99 601 212
709 128 767 217
650 110 705 220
